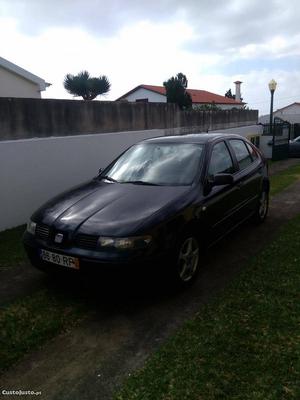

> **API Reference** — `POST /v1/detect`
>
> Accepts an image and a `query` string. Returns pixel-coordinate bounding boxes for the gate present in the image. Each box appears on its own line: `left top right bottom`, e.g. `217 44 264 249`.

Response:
263 118 291 161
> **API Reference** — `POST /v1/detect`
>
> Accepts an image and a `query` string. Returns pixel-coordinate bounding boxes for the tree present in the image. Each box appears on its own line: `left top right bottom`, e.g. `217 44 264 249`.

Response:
163 72 192 110
225 88 243 102
194 102 221 111
63 70 110 100
225 88 235 99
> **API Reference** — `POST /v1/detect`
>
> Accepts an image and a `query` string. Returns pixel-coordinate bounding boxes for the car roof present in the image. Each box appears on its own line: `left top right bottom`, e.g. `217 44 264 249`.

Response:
142 133 247 145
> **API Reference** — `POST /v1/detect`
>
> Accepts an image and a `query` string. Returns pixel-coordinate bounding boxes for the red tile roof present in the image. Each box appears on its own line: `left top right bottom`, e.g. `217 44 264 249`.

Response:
117 84 244 105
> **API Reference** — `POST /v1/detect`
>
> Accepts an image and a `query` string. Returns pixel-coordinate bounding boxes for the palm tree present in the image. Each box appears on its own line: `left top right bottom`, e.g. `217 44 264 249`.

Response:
163 72 192 110
63 70 111 100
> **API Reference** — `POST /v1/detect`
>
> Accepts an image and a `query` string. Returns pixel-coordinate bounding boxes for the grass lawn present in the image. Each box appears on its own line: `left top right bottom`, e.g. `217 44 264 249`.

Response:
0 225 86 372
0 225 26 268
270 163 300 197
116 215 300 399
115 215 300 400
0 290 85 372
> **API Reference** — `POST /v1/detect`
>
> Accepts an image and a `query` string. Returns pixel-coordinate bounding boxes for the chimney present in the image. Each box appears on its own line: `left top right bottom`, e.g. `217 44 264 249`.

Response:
234 81 242 102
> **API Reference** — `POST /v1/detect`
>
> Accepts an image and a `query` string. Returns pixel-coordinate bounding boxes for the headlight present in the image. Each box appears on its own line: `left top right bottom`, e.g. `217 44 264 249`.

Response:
26 220 37 235
98 236 152 250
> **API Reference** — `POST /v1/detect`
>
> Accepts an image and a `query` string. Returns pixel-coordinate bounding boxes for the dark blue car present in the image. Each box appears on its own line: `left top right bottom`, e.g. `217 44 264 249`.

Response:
23 133 269 286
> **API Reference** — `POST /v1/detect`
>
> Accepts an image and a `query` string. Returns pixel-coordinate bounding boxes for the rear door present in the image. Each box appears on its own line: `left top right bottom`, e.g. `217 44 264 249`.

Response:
227 139 263 218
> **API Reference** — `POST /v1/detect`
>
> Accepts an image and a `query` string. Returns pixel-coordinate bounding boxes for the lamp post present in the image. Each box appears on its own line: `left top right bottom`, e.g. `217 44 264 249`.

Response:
268 79 277 150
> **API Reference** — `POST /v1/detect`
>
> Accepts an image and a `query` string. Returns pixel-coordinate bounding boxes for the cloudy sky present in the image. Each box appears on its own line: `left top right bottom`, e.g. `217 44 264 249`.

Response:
1 0 299 115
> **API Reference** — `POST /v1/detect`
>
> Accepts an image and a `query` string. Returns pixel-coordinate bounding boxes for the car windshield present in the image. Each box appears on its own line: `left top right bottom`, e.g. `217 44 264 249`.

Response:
101 142 204 186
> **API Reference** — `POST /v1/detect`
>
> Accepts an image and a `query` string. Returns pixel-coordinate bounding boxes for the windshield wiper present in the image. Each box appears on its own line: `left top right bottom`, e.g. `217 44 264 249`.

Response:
124 180 160 186
100 175 118 183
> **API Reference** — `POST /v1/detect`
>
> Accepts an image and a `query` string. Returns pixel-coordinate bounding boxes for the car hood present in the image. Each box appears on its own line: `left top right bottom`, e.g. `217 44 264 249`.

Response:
32 180 191 236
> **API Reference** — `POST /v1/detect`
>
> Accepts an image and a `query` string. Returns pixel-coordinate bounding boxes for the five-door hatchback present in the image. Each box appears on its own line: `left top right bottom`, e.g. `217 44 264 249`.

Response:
23 133 269 286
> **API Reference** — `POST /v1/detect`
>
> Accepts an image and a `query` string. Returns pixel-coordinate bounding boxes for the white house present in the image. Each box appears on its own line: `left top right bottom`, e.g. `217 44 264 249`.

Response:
275 102 300 116
0 56 50 98
259 102 300 137
273 103 300 127
116 81 245 110
259 102 300 124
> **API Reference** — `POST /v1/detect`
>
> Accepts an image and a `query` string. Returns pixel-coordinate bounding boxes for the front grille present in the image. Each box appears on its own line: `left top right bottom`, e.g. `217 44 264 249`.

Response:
75 234 99 250
35 224 50 241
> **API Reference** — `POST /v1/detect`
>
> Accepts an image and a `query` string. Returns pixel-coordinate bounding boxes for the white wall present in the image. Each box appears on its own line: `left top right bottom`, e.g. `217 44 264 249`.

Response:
122 88 167 103
0 129 165 231
0 67 41 98
259 136 272 159
0 125 262 231
211 124 263 139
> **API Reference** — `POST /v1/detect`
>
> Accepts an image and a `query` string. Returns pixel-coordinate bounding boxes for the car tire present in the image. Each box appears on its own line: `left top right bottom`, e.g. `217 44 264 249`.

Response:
253 188 269 224
170 233 201 288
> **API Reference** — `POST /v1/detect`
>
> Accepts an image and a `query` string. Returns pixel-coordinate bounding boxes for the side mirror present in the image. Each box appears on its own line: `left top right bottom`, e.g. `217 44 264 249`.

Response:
204 173 233 196
98 168 103 176
212 173 234 186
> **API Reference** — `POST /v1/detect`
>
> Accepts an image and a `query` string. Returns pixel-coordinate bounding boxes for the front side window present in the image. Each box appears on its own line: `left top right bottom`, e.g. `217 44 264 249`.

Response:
208 141 234 177
229 139 252 170
102 142 204 186
246 142 258 160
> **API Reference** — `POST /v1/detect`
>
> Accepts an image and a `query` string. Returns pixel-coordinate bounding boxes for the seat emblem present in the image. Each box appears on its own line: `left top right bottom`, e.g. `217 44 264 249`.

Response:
54 233 64 243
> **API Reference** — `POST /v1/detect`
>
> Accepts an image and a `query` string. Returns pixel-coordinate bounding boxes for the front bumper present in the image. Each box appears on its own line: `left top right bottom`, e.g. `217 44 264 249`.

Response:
23 232 168 274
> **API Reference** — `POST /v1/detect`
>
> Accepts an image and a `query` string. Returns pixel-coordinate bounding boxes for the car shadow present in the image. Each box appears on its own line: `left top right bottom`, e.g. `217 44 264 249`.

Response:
41 217 272 319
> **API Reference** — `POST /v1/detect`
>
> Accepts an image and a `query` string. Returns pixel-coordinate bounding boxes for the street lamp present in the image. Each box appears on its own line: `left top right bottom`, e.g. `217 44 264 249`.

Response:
268 79 277 147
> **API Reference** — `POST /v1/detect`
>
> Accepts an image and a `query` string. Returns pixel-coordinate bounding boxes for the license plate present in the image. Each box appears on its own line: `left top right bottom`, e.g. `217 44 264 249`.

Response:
40 249 80 270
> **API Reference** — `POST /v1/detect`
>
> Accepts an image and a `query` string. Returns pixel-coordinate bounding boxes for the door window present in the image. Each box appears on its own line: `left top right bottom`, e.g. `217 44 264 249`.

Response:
208 141 235 178
229 140 253 170
246 142 258 160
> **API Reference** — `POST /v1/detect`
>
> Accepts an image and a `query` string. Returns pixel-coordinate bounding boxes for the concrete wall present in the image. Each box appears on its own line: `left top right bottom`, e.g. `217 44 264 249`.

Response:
0 67 41 98
0 99 177 140
0 129 166 231
178 109 257 133
0 98 258 141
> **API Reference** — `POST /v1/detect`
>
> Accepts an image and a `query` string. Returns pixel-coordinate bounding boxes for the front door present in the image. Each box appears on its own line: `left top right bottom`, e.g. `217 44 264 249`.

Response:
201 141 240 244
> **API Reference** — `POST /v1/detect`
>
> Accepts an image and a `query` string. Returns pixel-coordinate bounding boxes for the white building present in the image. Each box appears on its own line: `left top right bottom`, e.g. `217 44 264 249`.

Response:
0 56 50 98
116 82 245 110
273 103 300 126
259 102 300 138
259 102 300 124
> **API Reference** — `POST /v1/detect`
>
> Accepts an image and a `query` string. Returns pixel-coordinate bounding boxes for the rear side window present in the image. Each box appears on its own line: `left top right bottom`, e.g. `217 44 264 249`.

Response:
229 139 252 170
208 141 235 177
246 142 258 160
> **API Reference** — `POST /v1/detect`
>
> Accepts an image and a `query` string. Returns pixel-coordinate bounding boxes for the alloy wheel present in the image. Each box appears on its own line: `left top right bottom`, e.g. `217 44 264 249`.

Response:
177 237 200 282
258 191 268 220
